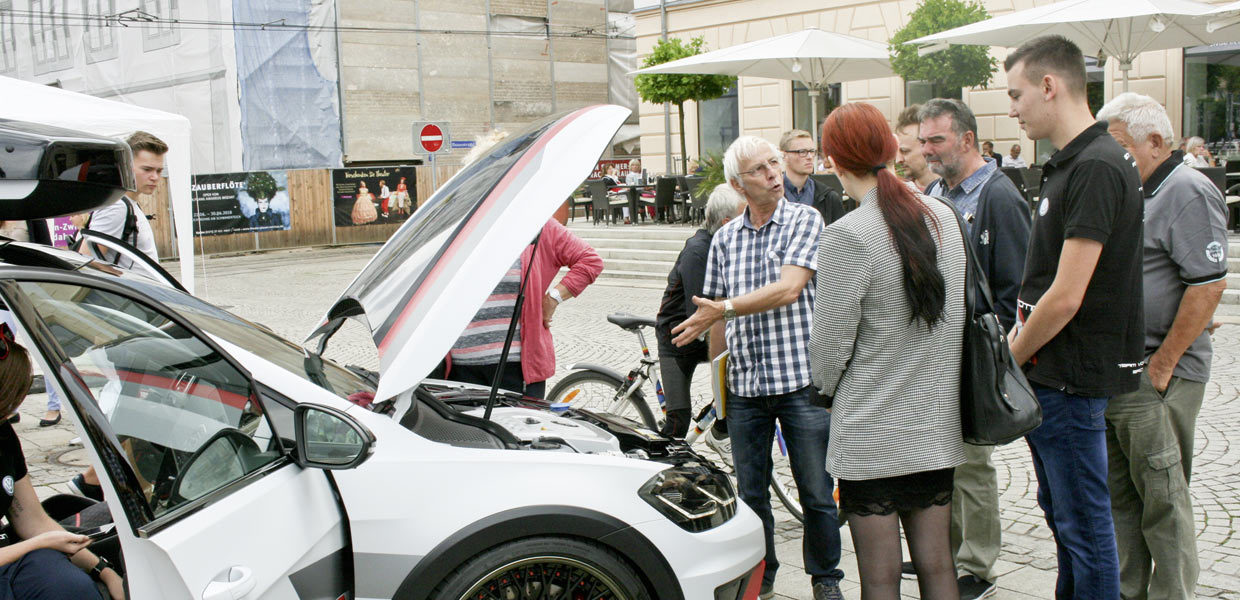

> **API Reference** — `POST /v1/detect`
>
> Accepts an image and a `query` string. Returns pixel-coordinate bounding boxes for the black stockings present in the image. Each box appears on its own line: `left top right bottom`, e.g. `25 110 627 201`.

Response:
848 503 957 599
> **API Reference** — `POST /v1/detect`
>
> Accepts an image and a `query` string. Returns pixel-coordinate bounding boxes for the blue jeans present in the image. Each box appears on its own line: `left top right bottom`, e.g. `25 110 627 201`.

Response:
1026 385 1120 599
729 386 844 586
0 548 102 599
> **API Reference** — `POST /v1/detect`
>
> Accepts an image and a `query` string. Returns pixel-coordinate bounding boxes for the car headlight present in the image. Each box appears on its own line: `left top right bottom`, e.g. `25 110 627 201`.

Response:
638 464 737 532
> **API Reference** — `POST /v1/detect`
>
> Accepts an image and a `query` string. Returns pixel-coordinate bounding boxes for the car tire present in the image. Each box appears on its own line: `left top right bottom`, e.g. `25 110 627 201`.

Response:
432 537 652 600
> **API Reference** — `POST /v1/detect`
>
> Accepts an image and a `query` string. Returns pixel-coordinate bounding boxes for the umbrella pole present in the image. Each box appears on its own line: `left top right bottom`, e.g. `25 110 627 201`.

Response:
1120 59 1132 93
809 88 821 151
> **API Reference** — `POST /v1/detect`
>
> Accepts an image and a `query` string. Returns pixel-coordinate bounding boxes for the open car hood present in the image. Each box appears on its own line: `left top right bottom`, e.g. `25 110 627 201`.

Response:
311 105 629 401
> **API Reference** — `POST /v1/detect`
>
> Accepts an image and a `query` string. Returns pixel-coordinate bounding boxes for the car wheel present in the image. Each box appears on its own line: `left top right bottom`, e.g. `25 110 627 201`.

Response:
433 537 652 600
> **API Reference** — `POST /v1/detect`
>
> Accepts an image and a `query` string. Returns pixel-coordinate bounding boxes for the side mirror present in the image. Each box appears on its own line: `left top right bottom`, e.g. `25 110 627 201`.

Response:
0 119 134 220
294 404 375 470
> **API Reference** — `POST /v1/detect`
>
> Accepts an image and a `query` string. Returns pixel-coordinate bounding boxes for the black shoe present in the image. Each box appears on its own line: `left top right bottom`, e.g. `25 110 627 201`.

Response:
901 560 917 579
812 581 844 600
67 474 104 502
39 412 61 427
5 413 18 425
758 581 775 600
957 574 996 600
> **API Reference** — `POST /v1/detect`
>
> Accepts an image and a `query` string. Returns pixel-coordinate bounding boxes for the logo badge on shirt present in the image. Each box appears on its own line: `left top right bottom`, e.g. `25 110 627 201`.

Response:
1206 241 1226 263
1038 197 1050 216
980 229 990 246
2 475 12 496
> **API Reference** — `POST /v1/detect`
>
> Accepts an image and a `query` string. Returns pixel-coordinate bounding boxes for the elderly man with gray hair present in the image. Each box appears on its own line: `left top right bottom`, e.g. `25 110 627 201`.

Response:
671 135 844 599
654 183 745 439
1098 92 1228 600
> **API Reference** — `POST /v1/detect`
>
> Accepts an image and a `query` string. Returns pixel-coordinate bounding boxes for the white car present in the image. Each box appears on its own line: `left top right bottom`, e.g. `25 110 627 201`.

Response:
0 111 765 600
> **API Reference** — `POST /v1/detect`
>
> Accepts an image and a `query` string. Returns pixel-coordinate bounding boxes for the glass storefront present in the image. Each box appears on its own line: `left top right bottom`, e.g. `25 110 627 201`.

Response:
1184 43 1240 162
698 84 739 161
793 82 840 135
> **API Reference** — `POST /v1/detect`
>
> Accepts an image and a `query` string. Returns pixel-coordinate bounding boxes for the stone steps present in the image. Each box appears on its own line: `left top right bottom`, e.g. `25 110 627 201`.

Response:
568 223 695 286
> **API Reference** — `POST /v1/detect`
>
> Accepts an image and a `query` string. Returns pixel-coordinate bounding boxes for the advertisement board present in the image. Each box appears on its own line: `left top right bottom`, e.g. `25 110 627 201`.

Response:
332 167 417 227
191 170 292 236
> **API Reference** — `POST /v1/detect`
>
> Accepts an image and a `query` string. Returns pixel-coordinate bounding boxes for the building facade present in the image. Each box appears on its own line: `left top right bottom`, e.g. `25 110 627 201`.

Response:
633 0 1238 173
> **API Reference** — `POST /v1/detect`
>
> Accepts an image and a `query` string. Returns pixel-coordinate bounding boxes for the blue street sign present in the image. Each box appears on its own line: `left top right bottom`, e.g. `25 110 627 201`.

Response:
450 140 476 149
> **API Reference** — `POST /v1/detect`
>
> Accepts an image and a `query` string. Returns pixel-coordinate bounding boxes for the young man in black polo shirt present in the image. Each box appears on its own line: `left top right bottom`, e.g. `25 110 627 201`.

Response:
1005 35 1144 599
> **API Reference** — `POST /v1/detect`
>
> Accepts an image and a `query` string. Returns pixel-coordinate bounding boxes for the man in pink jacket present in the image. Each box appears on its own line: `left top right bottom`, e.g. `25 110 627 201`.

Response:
439 218 603 398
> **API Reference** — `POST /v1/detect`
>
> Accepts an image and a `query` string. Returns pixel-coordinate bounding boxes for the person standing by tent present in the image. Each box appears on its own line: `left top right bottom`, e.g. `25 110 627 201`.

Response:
74 131 164 269
67 131 168 502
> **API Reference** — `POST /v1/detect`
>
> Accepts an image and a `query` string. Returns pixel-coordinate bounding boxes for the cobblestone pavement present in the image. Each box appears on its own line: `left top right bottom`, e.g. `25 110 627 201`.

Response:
14 244 1240 599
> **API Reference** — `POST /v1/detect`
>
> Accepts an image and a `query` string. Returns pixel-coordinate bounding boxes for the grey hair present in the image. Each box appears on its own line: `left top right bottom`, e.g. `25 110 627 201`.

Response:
1184 136 1206 152
1096 92 1173 147
917 98 979 149
704 183 744 234
724 136 783 185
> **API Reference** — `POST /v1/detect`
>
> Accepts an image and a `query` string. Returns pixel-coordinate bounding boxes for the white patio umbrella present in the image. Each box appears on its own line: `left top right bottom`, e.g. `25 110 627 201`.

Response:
630 27 894 145
1205 1 1240 33
908 0 1224 91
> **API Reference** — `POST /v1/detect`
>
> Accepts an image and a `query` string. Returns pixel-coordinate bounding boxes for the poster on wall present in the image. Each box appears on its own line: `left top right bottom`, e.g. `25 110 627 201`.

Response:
190 170 292 236
332 167 417 227
48 217 78 248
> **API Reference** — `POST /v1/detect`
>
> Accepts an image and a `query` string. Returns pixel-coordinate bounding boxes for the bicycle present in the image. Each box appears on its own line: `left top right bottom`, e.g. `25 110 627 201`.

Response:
546 312 804 523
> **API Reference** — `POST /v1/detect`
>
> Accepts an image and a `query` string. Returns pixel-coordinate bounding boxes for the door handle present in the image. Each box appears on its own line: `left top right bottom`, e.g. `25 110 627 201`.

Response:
201 566 255 600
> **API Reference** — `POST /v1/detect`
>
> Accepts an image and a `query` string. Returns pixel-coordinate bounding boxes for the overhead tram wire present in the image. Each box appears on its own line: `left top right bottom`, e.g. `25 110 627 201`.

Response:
3 9 623 40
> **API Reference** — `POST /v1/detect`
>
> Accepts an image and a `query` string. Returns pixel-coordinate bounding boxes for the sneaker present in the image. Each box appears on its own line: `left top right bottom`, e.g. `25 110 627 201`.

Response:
758 581 775 600
812 581 844 600
957 574 996 600
67 474 104 502
705 428 732 462
900 560 917 579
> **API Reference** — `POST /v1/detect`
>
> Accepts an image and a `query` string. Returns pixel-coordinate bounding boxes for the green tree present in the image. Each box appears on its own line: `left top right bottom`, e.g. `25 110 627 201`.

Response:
634 37 735 174
889 0 997 98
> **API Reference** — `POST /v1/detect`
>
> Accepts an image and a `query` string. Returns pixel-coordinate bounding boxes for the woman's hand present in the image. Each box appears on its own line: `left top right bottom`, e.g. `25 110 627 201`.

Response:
30 530 90 555
102 568 125 600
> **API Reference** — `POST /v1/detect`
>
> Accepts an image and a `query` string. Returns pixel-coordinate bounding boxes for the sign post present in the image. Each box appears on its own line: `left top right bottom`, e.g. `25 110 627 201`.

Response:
412 121 451 192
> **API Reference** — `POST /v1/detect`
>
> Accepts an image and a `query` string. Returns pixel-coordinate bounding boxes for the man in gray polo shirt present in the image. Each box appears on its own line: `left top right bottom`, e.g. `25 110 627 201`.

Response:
1098 93 1227 599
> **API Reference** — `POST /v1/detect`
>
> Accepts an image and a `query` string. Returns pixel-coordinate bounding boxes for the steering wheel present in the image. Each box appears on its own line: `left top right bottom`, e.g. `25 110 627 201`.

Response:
166 427 260 507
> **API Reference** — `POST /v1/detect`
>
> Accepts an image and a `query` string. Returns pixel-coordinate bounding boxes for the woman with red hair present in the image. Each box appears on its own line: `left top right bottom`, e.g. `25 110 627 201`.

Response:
809 102 968 599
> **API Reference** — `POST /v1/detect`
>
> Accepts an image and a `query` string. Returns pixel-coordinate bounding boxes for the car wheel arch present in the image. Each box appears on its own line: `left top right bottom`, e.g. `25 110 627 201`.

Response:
390 505 682 600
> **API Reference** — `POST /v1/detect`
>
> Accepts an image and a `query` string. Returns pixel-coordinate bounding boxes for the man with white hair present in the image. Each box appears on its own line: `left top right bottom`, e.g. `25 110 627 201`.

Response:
671 136 844 600
1098 92 1227 600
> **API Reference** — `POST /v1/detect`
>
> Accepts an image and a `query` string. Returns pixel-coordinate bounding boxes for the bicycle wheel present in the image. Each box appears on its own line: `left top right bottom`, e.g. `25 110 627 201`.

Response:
546 370 657 430
770 431 804 523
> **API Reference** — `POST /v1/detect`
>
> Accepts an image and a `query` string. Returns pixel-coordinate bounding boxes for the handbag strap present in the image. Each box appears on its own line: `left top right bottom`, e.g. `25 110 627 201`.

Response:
928 195 998 318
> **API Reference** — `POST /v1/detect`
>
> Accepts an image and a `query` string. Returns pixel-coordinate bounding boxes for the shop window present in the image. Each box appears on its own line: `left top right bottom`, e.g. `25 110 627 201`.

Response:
30 0 72 75
1184 43 1240 163
792 82 839 135
905 80 961 105
698 84 738 165
0 1 15 75
141 0 179 52
82 0 117 63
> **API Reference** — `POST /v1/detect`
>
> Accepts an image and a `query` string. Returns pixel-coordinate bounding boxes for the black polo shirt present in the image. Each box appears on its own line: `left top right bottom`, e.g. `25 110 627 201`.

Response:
0 422 27 518
1018 121 1144 397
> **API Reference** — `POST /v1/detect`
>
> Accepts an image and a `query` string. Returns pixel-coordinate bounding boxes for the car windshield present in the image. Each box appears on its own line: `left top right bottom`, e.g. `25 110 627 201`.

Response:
117 276 376 399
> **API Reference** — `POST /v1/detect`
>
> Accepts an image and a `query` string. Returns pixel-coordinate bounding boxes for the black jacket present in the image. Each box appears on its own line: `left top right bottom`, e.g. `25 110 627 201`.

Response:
929 168 1030 330
812 183 846 226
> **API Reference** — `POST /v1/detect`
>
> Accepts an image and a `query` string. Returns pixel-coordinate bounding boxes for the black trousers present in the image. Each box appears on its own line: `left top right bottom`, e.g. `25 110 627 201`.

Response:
0 548 101 600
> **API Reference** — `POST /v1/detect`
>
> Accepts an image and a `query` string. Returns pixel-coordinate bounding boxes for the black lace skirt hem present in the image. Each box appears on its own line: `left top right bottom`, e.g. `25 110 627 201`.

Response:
838 467 955 517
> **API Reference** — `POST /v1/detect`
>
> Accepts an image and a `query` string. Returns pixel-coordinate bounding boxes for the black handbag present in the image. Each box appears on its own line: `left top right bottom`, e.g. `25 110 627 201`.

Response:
937 197 1042 445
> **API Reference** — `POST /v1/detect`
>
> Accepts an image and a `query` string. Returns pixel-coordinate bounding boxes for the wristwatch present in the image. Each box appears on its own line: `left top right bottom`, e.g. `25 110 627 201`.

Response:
548 288 565 304
722 299 738 321
89 556 112 582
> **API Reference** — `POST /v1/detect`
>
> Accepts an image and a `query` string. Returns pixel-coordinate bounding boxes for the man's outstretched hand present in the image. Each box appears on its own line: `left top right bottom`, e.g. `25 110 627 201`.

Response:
671 296 724 346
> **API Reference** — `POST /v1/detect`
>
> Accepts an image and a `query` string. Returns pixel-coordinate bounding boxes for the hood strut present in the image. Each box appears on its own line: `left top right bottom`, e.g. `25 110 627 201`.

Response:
482 231 542 420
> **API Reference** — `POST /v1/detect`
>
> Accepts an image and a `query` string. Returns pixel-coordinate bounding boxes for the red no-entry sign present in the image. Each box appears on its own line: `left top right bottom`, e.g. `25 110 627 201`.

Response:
411 121 451 155
420 124 443 153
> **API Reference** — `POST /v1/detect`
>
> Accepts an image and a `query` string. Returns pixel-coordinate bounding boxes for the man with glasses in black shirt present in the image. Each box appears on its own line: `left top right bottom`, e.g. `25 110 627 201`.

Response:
780 129 844 226
1004 35 1144 599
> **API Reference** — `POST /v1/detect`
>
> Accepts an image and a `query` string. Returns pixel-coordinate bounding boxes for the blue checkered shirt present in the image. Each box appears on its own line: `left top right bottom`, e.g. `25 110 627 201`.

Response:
703 199 823 397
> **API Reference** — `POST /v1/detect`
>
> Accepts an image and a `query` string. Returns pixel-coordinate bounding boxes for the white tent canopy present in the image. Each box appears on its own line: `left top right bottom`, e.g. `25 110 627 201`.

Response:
0 75 195 293
908 0 1224 91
